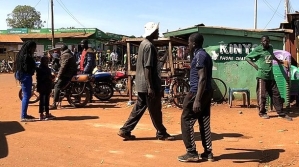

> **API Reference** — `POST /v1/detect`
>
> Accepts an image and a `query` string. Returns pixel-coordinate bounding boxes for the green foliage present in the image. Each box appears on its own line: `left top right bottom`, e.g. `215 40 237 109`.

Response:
6 5 44 28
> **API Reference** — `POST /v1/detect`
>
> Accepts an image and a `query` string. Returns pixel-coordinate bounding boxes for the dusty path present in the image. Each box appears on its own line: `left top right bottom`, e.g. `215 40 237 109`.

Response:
0 73 298 167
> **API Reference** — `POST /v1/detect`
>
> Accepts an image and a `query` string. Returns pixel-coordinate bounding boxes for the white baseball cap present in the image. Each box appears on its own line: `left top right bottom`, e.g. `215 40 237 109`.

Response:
143 22 159 38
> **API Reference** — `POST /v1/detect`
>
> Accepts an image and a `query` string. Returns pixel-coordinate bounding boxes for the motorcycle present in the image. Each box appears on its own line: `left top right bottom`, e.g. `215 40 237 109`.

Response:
53 74 91 108
90 71 114 101
19 72 91 108
111 70 137 96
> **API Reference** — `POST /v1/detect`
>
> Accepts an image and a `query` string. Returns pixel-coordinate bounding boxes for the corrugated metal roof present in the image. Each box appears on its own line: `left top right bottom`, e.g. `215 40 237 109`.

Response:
18 32 94 39
0 34 23 43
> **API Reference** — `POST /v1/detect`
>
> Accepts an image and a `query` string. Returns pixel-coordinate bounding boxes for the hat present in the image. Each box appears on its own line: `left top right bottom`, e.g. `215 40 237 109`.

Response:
143 22 159 38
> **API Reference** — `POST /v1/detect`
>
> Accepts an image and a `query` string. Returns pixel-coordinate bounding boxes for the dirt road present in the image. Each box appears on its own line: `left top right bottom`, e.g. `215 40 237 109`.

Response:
0 73 298 167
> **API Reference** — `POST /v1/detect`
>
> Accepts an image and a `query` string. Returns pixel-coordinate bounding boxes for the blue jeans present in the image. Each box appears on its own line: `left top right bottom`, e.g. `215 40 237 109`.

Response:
21 74 33 119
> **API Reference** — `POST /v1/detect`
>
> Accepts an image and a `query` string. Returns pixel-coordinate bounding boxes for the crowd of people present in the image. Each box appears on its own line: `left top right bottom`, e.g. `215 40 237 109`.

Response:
13 21 293 163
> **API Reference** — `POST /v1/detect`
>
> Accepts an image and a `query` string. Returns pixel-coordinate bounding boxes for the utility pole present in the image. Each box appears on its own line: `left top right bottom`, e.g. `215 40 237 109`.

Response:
51 0 55 49
284 0 289 22
254 0 258 29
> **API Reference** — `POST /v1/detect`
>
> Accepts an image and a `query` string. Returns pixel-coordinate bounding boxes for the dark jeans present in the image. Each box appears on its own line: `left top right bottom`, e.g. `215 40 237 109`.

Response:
39 93 50 114
256 78 285 116
20 74 32 119
120 92 167 137
181 91 213 153
53 77 71 102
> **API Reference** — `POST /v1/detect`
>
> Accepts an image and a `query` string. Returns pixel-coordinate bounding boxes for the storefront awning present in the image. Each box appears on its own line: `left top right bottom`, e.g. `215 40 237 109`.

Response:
0 34 23 43
18 32 94 39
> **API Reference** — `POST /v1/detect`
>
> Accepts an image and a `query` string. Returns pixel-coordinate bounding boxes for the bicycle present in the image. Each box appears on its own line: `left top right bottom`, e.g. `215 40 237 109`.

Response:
181 65 227 104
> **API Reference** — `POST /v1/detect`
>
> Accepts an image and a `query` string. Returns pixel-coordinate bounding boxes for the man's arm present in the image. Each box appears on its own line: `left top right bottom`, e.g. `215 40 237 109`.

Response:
195 67 207 102
57 55 67 78
143 44 154 92
245 57 258 70
272 54 289 68
245 48 259 70
144 67 153 89
84 53 94 73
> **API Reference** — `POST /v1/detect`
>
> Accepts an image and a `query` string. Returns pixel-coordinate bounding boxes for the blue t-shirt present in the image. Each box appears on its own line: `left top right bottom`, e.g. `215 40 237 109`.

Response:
189 48 213 93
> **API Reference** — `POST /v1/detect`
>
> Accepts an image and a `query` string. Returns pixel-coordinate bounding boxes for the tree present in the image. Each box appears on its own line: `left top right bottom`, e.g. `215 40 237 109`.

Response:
6 5 44 29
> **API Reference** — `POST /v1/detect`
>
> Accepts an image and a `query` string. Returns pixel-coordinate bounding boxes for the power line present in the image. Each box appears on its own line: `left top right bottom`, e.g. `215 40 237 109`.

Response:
34 0 42 8
262 0 284 18
263 0 283 30
55 0 85 28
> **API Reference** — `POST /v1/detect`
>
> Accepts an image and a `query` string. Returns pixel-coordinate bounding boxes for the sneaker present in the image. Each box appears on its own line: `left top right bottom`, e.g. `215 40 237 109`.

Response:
21 118 35 122
39 113 45 121
25 115 36 119
178 152 199 162
200 152 214 162
45 113 56 120
259 113 270 119
49 105 57 110
278 115 293 121
157 133 175 141
118 130 136 140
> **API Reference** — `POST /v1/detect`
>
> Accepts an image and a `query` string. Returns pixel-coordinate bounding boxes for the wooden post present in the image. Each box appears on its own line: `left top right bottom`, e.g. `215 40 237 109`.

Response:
168 41 174 76
127 42 133 102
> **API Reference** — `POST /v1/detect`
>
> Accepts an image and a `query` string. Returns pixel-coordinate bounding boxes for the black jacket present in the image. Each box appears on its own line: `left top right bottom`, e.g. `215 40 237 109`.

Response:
57 49 77 79
36 65 52 94
22 54 36 75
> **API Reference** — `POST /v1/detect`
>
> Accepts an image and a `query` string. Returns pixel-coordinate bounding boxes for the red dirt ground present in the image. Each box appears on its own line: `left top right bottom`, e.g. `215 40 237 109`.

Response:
0 73 299 167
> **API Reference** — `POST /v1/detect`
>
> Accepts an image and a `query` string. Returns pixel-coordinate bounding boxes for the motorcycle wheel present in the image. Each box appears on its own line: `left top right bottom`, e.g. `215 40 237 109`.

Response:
18 88 40 104
94 82 114 101
67 84 90 108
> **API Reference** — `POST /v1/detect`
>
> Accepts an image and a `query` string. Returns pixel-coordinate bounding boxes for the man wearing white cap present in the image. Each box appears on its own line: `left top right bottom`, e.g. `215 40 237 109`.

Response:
118 22 174 141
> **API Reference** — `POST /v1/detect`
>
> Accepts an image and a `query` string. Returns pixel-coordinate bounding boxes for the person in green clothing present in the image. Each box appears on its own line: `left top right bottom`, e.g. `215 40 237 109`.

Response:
245 35 292 121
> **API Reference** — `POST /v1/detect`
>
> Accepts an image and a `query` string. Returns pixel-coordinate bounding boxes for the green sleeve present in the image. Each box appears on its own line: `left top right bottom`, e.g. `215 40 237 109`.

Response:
245 47 260 59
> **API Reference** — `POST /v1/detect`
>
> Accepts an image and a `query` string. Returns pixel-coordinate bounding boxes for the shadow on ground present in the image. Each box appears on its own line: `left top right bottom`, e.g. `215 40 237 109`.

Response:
54 116 99 121
131 132 247 141
215 148 285 163
0 121 25 159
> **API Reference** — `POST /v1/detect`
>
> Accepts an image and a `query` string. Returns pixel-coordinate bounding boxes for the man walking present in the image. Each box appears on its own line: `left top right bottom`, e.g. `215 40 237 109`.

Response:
178 33 214 162
118 22 174 141
50 44 77 110
245 35 292 121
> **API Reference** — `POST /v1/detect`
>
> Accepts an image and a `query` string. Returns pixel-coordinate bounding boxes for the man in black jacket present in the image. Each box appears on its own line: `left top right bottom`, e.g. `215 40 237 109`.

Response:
50 44 77 110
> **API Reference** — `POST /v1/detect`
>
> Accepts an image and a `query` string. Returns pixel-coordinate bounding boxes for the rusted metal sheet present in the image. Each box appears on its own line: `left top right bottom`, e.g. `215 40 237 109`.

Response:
0 35 23 43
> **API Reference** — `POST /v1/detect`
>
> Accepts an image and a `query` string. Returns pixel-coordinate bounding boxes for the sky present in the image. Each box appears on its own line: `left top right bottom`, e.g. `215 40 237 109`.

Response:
0 0 298 37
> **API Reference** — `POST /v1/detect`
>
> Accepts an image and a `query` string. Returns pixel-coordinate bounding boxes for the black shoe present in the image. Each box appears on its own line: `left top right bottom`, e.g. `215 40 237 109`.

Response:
200 152 214 162
259 113 270 119
49 105 57 110
118 130 136 141
157 133 175 141
24 115 36 119
178 152 199 162
278 114 293 121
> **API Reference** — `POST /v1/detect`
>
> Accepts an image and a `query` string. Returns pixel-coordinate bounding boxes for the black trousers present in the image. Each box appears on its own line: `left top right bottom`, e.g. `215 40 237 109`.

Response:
256 78 285 116
39 92 50 114
120 92 167 137
53 77 71 102
181 91 213 153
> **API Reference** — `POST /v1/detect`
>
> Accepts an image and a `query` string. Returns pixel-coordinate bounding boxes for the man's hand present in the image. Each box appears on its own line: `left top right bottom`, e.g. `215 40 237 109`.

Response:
147 87 155 98
282 60 289 69
54 77 58 83
193 100 201 113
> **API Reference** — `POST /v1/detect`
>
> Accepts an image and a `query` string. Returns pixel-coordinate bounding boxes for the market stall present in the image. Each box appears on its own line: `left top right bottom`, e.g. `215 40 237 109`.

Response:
125 37 189 102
